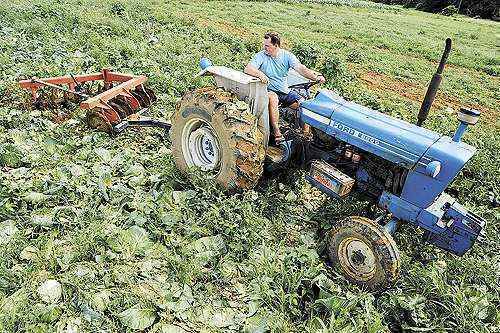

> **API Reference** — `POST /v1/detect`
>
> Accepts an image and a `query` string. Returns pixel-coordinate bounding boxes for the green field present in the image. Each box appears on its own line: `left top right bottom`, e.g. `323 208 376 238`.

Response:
0 0 499 332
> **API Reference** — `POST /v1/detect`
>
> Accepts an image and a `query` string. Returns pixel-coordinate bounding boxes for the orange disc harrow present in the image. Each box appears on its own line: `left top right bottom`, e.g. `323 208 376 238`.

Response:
19 69 157 133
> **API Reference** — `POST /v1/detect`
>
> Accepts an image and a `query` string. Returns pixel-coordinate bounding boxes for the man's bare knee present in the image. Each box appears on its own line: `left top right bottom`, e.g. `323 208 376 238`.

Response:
268 91 279 107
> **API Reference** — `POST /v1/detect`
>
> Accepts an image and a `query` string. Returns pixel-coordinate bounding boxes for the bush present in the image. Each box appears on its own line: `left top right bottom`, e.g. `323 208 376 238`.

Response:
370 0 498 19
441 5 459 16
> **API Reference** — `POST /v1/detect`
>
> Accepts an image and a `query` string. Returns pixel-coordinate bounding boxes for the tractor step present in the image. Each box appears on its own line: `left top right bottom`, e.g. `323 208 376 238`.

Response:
265 146 286 163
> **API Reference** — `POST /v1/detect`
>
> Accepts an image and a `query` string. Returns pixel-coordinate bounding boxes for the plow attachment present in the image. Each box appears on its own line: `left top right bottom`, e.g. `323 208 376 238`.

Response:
19 69 169 134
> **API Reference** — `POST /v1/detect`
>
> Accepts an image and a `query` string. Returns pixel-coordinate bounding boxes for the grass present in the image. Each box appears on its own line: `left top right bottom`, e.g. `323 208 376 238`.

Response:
0 0 499 332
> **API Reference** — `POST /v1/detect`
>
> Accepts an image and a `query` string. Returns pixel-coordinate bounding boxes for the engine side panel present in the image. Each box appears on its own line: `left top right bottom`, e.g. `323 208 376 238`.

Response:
300 90 441 168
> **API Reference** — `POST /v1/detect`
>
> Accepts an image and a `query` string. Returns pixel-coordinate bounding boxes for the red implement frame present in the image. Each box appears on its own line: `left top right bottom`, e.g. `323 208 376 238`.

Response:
19 69 154 133
19 68 146 111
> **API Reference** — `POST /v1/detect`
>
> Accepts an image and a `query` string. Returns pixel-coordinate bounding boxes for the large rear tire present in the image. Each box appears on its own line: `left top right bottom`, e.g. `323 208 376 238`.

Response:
327 216 400 290
170 87 265 190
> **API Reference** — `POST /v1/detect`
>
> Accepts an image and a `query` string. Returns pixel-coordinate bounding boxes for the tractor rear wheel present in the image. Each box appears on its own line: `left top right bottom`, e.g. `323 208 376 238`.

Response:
327 216 400 290
170 87 265 191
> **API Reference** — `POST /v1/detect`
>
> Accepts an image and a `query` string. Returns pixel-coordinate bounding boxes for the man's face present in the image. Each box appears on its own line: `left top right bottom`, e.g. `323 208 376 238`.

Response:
263 38 278 56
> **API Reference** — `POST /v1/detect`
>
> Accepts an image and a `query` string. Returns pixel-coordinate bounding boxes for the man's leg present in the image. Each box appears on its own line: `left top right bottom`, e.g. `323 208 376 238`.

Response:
283 91 302 111
268 91 282 140
289 98 311 136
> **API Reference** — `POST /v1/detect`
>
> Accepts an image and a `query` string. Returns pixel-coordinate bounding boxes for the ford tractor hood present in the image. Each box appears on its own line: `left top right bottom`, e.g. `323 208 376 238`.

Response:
301 90 443 168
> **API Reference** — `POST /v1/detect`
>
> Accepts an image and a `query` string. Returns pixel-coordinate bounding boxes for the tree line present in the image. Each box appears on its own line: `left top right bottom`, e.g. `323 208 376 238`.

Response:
371 0 499 19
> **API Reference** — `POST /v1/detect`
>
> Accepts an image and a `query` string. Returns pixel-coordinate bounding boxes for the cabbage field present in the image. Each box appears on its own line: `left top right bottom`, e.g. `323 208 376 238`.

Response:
0 0 498 332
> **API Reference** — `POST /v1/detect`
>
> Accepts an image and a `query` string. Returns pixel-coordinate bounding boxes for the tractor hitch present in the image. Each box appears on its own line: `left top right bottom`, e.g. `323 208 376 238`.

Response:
113 114 171 134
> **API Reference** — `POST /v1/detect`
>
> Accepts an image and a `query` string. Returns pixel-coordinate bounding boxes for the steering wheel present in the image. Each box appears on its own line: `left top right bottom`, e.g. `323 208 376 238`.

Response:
288 80 321 90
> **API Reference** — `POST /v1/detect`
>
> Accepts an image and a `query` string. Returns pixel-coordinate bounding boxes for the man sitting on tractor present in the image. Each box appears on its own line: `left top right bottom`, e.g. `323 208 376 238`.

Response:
244 31 326 144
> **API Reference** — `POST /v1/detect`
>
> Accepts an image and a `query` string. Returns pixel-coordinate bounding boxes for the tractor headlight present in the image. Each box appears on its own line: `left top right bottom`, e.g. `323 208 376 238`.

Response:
425 161 441 178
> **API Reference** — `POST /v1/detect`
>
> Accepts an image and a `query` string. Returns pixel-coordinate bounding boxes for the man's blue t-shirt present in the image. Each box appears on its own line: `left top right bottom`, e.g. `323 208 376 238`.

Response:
249 49 300 94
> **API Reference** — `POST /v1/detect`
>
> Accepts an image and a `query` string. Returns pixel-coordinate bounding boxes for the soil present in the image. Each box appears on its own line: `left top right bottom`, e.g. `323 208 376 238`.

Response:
359 71 496 122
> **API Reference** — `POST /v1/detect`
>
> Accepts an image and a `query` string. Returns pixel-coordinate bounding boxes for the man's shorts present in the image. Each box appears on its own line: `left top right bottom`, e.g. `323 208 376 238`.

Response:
270 89 301 107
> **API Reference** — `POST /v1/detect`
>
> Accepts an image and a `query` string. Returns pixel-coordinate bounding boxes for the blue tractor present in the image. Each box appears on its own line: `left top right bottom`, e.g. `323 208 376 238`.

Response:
169 39 486 289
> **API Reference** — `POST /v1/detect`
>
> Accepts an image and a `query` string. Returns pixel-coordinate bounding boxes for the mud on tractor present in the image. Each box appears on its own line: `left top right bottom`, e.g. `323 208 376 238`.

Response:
20 39 485 290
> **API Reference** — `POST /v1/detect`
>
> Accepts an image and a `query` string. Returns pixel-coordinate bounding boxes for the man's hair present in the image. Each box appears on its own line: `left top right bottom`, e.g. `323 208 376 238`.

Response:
264 32 280 47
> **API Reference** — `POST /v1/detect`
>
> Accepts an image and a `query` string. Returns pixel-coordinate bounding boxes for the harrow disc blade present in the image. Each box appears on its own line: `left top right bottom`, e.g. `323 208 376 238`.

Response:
102 108 121 125
86 107 121 133
134 85 151 107
113 95 135 116
143 86 157 104
130 89 147 108
107 100 127 120
33 96 50 110
86 109 113 133
125 94 141 110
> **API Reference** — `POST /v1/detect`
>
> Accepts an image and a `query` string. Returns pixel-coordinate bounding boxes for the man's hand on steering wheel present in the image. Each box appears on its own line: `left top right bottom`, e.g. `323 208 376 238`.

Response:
316 73 326 84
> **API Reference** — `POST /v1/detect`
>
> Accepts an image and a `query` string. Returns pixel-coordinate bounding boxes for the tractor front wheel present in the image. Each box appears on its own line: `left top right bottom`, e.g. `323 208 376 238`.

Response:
327 216 400 290
170 87 265 191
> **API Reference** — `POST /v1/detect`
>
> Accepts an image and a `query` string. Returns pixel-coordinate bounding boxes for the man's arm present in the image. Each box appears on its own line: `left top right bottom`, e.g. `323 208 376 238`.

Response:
244 63 269 84
294 63 326 84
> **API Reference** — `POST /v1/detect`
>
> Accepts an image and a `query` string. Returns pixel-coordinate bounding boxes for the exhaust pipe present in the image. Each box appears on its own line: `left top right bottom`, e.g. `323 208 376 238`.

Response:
417 38 452 127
